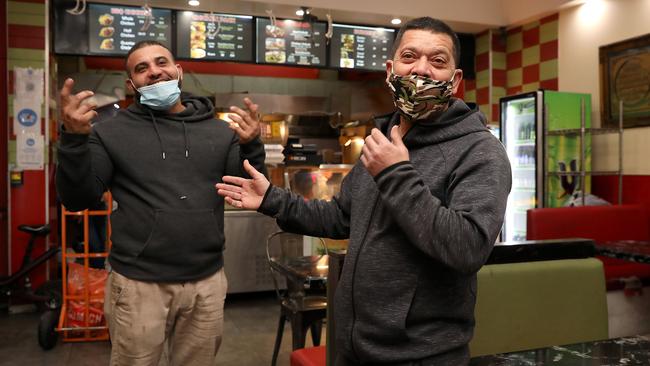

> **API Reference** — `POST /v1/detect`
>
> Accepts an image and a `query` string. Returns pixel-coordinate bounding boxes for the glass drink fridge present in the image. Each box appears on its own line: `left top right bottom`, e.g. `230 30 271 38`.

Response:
500 90 592 242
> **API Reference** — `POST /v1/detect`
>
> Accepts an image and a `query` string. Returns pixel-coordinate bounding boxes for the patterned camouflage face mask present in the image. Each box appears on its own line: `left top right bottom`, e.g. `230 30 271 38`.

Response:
387 68 457 121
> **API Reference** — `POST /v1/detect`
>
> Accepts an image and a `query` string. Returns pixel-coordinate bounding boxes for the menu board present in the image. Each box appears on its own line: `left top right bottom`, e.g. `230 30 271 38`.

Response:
330 24 395 71
176 11 254 61
256 18 327 66
87 4 172 55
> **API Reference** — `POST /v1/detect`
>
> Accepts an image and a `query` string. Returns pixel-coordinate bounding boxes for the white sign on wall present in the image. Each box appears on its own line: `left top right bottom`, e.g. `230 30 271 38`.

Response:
13 99 41 135
14 67 44 105
16 132 44 170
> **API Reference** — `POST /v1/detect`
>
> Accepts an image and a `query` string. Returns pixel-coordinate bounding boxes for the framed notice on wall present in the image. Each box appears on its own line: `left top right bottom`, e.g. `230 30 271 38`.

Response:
600 33 650 128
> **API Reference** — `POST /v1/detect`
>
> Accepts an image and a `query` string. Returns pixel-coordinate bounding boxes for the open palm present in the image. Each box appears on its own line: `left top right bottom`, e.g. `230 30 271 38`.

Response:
216 160 270 210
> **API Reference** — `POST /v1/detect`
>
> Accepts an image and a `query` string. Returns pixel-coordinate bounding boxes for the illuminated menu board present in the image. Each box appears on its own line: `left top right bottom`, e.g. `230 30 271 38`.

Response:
88 4 172 55
330 24 395 71
256 18 327 66
176 11 254 61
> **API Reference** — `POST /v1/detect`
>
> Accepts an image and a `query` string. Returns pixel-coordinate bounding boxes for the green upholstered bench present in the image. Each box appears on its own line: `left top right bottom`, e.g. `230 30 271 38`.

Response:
470 258 609 357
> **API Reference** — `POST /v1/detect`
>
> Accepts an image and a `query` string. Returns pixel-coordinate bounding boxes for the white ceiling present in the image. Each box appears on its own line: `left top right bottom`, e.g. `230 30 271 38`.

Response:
84 0 580 33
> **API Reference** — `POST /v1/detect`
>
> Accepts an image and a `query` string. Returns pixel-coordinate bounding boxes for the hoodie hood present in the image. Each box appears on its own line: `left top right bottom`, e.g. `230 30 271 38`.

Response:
128 93 216 122
127 93 217 159
376 98 489 148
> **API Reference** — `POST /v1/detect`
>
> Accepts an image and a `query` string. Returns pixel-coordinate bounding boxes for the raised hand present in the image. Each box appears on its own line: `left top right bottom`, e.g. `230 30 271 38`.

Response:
360 126 409 177
59 78 98 134
216 160 270 210
228 97 261 144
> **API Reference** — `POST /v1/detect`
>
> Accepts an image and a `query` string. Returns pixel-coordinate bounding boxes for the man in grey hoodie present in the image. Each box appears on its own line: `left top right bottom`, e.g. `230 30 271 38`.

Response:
56 40 266 366
217 17 511 365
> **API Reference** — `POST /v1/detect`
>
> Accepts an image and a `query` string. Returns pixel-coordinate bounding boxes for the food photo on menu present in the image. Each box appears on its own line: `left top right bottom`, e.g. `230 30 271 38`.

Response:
265 50 286 63
99 38 114 50
190 21 207 58
98 13 114 26
264 34 286 63
265 24 285 38
340 34 355 68
99 26 114 38
98 13 115 50
265 38 285 50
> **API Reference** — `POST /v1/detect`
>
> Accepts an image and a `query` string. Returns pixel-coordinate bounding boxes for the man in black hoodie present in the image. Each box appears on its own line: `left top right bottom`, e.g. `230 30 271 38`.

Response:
56 40 266 366
216 18 511 365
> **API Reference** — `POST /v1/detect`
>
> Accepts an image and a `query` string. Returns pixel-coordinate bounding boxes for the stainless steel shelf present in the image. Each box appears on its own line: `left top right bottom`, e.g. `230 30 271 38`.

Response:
543 98 623 205
546 128 620 136
546 170 621 176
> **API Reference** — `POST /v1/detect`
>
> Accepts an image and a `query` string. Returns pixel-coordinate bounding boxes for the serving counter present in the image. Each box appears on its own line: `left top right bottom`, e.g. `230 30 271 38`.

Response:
222 210 279 294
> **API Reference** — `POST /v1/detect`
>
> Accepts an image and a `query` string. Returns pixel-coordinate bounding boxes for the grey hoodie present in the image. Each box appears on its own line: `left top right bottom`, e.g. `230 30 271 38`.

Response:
259 98 511 364
56 95 266 282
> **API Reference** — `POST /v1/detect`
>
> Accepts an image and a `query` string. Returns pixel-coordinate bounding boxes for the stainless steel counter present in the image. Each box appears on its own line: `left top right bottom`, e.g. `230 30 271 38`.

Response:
223 210 280 294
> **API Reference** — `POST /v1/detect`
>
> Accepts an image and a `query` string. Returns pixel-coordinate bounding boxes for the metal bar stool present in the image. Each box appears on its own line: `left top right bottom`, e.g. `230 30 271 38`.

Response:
266 231 328 366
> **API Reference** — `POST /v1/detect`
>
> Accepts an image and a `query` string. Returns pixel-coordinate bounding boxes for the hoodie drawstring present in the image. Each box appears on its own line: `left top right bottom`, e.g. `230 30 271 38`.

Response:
147 110 190 160
148 110 167 160
182 121 190 159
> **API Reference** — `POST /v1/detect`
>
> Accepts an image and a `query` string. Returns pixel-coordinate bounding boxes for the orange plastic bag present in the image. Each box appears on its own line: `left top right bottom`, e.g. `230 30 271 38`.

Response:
66 262 108 329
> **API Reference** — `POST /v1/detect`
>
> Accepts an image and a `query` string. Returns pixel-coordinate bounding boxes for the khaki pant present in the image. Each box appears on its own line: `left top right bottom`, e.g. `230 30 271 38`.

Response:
104 269 227 366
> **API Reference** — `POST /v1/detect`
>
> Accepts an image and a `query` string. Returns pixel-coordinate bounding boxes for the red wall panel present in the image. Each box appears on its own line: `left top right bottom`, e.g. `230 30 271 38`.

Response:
592 175 650 207
84 57 322 79
7 2 48 284
0 0 8 276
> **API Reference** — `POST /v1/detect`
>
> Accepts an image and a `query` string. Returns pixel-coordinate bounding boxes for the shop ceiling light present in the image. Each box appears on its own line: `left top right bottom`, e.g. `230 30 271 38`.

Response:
391 18 402 25
188 0 200 6
296 7 311 17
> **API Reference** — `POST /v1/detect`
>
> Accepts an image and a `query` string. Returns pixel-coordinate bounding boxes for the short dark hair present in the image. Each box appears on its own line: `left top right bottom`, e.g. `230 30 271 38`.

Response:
391 17 461 67
125 40 173 75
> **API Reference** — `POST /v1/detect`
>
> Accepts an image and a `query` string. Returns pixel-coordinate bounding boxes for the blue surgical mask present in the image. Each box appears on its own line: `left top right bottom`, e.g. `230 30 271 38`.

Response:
132 70 181 111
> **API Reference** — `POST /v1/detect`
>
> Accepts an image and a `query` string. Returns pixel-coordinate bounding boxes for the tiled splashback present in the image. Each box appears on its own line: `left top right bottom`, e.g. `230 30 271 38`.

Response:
464 13 559 125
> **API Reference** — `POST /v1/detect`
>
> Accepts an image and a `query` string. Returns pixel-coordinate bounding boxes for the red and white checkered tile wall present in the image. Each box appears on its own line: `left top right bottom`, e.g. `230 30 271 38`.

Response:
464 13 559 125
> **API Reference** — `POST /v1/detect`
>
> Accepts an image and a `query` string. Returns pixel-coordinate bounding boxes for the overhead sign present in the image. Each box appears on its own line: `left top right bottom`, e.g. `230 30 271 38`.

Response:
87 4 172 55
330 24 395 71
256 18 327 67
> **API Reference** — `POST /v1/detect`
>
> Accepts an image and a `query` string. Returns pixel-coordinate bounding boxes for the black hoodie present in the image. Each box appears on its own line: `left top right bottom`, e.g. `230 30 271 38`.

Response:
259 98 511 364
56 95 267 282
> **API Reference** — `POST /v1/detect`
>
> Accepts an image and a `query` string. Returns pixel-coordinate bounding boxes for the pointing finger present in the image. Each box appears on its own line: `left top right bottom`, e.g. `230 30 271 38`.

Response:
60 78 75 98
229 105 248 119
81 110 98 122
243 98 259 115
227 113 245 125
75 90 95 102
229 107 253 128
78 103 98 115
